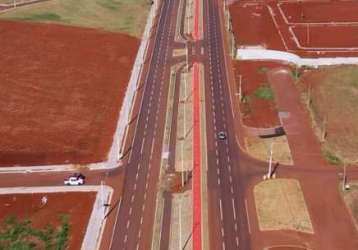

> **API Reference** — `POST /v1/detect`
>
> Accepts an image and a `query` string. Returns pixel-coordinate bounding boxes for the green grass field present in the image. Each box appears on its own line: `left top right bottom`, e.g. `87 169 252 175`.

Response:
0 0 150 37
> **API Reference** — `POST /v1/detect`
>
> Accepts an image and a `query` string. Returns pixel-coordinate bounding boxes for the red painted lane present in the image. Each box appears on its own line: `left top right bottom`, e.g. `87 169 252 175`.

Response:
192 0 201 249
193 0 200 40
192 62 201 250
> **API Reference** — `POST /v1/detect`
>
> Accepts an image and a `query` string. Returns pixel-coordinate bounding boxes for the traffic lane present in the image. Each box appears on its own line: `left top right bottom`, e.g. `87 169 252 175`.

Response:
109 0 175 248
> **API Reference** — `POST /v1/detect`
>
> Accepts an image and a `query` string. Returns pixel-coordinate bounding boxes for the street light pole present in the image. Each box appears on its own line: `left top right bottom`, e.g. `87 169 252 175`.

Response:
267 143 274 179
343 161 347 191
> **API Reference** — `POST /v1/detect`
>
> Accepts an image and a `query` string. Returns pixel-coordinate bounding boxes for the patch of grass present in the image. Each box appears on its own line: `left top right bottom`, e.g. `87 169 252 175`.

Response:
254 84 274 100
254 178 313 233
96 0 121 10
341 182 358 230
17 12 62 21
0 0 150 37
323 149 341 165
0 214 69 250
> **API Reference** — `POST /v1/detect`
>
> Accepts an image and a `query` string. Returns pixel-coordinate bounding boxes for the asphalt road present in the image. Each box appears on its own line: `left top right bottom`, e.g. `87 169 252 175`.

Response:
202 0 251 249
108 0 178 249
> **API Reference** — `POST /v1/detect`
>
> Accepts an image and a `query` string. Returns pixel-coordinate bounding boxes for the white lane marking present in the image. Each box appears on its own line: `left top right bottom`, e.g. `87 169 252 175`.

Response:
245 199 252 234
150 139 155 158
124 234 128 243
126 220 130 229
232 198 237 220
129 207 133 215
141 138 146 154
219 199 224 221
131 195 135 203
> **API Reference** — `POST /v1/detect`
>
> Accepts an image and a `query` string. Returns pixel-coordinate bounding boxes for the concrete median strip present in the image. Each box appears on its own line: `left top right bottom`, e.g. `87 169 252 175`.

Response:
151 63 183 250
0 185 113 250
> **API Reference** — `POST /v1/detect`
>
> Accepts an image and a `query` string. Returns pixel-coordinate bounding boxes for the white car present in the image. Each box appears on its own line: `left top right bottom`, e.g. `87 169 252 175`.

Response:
218 131 227 140
64 174 85 185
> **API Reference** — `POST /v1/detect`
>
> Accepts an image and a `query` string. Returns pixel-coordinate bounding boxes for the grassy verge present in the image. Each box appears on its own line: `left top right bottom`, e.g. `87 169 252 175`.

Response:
341 181 358 230
298 65 358 165
0 0 150 37
254 178 313 233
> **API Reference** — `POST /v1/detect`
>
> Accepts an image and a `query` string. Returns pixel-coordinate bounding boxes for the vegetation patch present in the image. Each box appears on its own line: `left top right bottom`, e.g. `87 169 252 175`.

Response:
254 179 313 233
17 12 62 21
245 135 293 165
0 0 150 37
341 181 358 230
298 65 358 164
0 214 69 250
254 84 274 100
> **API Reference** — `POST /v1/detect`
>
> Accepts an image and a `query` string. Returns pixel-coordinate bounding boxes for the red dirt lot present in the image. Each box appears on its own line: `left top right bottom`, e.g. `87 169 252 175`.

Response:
229 0 358 57
229 2 285 50
279 1 358 23
291 25 358 48
233 60 281 128
0 20 139 166
0 191 96 250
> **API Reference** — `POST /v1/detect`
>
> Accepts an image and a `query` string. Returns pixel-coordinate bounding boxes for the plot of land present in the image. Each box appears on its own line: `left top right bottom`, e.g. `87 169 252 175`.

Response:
341 181 358 230
233 61 281 128
0 20 139 166
245 135 293 166
0 0 150 37
298 65 358 164
279 1 358 23
229 0 358 57
0 191 96 250
254 179 313 233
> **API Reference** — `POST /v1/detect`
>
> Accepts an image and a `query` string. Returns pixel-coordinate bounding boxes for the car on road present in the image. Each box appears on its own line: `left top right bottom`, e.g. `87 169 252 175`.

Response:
218 131 227 140
64 173 85 185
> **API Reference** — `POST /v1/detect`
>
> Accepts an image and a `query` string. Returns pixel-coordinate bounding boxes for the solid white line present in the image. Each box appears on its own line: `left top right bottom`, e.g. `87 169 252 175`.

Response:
245 199 252 234
141 138 146 154
232 198 237 220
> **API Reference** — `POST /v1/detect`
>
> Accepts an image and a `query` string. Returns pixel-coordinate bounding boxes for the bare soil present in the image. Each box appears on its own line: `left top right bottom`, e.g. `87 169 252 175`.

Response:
280 1 358 23
233 60 281 128
229 2 284 50
0 20 139 166
229 0 358 57
0 192 96 250
297 65 358 164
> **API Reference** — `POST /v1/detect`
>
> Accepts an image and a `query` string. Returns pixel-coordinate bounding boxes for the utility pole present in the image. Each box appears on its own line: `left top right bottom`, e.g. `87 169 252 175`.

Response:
343 161 348 191
267 143 274 179
238 74 242 100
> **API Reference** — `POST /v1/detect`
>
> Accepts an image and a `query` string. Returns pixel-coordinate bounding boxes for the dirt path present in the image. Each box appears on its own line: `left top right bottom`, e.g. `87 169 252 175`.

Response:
267 67 326 168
